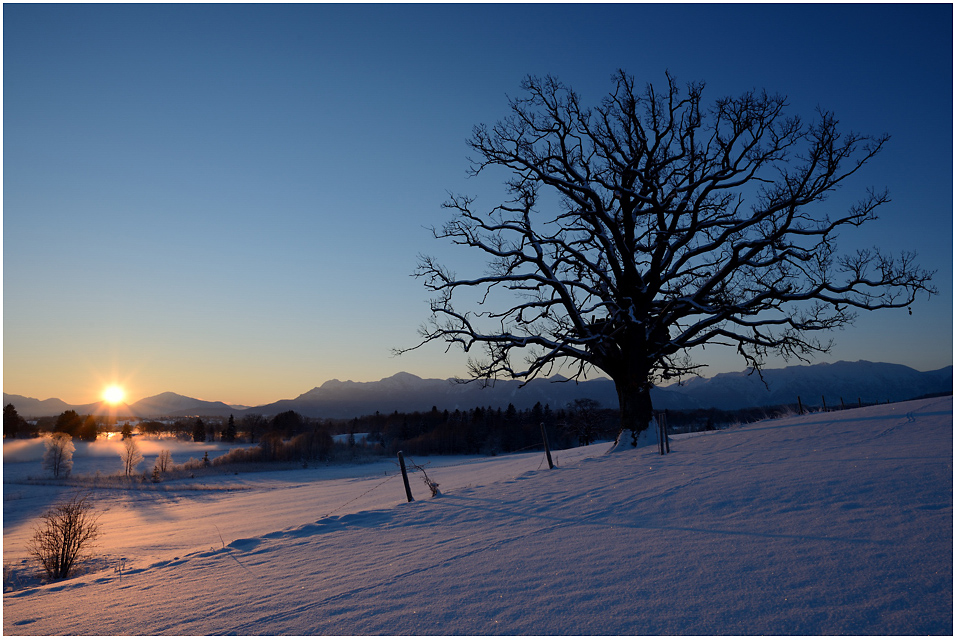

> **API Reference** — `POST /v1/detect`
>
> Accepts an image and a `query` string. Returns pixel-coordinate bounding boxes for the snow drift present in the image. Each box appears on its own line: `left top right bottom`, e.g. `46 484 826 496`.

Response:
3 397 952 634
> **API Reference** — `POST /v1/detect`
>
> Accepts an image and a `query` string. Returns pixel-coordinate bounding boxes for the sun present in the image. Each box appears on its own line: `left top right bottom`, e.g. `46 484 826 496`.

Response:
102 385 125 405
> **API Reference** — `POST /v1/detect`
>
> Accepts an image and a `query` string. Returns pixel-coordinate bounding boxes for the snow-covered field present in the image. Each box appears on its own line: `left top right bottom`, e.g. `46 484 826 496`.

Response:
3 397 952 634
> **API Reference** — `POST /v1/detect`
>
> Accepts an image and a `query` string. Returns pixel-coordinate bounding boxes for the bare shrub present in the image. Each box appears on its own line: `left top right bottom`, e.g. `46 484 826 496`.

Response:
27 493 100 581
212 445 262 466
408 459 440 497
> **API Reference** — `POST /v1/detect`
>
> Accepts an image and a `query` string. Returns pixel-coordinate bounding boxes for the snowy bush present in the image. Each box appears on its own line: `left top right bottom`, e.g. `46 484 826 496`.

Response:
42 432 74 479
154 449 173 475
27 493 100 581
182 456 204 471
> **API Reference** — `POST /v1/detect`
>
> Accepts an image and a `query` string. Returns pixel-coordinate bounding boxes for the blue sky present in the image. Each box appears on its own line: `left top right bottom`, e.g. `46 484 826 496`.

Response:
3 3 952 405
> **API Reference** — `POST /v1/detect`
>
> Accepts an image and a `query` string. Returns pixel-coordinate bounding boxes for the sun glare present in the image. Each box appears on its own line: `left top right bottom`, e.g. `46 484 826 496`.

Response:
103 385 125 405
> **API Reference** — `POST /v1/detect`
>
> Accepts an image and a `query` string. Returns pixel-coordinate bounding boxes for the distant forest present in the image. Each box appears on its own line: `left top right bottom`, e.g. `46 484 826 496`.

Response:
6 399 833 460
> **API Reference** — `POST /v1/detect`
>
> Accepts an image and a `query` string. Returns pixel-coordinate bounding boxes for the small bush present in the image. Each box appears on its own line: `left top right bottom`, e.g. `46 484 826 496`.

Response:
27 493 100 581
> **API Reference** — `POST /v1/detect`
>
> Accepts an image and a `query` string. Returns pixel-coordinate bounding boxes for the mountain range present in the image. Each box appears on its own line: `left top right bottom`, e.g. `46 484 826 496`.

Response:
4 360 951 420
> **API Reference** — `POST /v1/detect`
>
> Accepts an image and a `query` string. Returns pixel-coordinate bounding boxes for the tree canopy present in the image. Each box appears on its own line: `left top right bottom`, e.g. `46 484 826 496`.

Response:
404 71 936 438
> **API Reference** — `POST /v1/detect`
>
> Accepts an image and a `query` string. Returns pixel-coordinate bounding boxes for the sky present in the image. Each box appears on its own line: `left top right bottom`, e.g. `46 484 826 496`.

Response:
3 3 953 406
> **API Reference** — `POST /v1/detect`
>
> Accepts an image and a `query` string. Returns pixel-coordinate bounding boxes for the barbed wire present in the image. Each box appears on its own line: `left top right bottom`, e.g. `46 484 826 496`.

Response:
316 439 561 520
318 471 401 520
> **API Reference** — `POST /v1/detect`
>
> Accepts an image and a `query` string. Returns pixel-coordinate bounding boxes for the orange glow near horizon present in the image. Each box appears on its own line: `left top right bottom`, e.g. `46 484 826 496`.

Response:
102 385 126 406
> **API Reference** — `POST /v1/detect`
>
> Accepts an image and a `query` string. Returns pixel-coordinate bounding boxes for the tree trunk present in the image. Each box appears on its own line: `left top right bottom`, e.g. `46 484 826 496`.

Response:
614 373 654 447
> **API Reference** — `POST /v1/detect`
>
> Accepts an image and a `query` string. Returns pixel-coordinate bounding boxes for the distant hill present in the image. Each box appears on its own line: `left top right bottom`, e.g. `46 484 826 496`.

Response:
248 371 622 419
127 392 239 419
4 360 951 420
1 394 73 418
243 361 952 419
660 361 953 411
2 391 238 420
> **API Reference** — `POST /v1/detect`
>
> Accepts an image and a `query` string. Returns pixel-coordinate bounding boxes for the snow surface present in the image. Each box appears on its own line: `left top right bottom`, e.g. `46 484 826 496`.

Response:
3 397 952 634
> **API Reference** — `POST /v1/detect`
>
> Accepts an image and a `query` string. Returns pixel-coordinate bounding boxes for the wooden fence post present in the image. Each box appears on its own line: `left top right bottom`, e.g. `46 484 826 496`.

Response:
858 397 862 408
840 397 846 410
658 412 670 454
797 396 803 415
822 396 827 412
540 423 554 469
397 451 414 502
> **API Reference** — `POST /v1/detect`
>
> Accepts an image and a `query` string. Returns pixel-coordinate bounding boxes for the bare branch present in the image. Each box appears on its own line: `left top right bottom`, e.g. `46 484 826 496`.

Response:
399 71 937 436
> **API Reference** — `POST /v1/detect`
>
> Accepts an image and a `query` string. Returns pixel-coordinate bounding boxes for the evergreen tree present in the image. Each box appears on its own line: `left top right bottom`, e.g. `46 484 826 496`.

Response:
272 410 303 436
4 403 25 439
192 418 206 442
77 416 99 442
529 402 544 427
55 410 83 438
224 414 237 442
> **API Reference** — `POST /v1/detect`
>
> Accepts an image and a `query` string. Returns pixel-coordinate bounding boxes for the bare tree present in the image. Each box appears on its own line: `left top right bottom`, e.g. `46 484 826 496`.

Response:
28 493 100 581
402 71 936 440
121 437 143 477
154 448 173 475
43 432 75 479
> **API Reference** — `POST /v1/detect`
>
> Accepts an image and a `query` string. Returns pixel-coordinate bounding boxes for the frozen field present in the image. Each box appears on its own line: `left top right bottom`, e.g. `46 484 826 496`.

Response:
3 397 952 634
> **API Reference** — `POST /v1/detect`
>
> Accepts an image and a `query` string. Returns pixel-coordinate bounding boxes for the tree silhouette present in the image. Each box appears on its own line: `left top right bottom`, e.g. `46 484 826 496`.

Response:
77 415 99 442
224 414 237 443
4 403 25 439
121 437 143 477
192 418 206 443
403 71 936 440
55 410 83 438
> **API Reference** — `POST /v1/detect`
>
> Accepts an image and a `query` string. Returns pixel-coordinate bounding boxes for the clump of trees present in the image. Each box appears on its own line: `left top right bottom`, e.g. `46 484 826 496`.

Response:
153 449 173 476
340 401 618 458
214 425 334 466
4 403 30 438
39 410 101 441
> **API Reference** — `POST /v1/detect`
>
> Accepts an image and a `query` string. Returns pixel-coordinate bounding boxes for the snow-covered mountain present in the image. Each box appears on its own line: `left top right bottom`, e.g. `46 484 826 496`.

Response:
246 360 951 418
4 360 951 419
660 360 953 411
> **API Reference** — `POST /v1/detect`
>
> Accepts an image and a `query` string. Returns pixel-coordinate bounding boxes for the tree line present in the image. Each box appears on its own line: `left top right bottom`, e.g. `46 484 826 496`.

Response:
3 400 619 457
6 399 805 465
